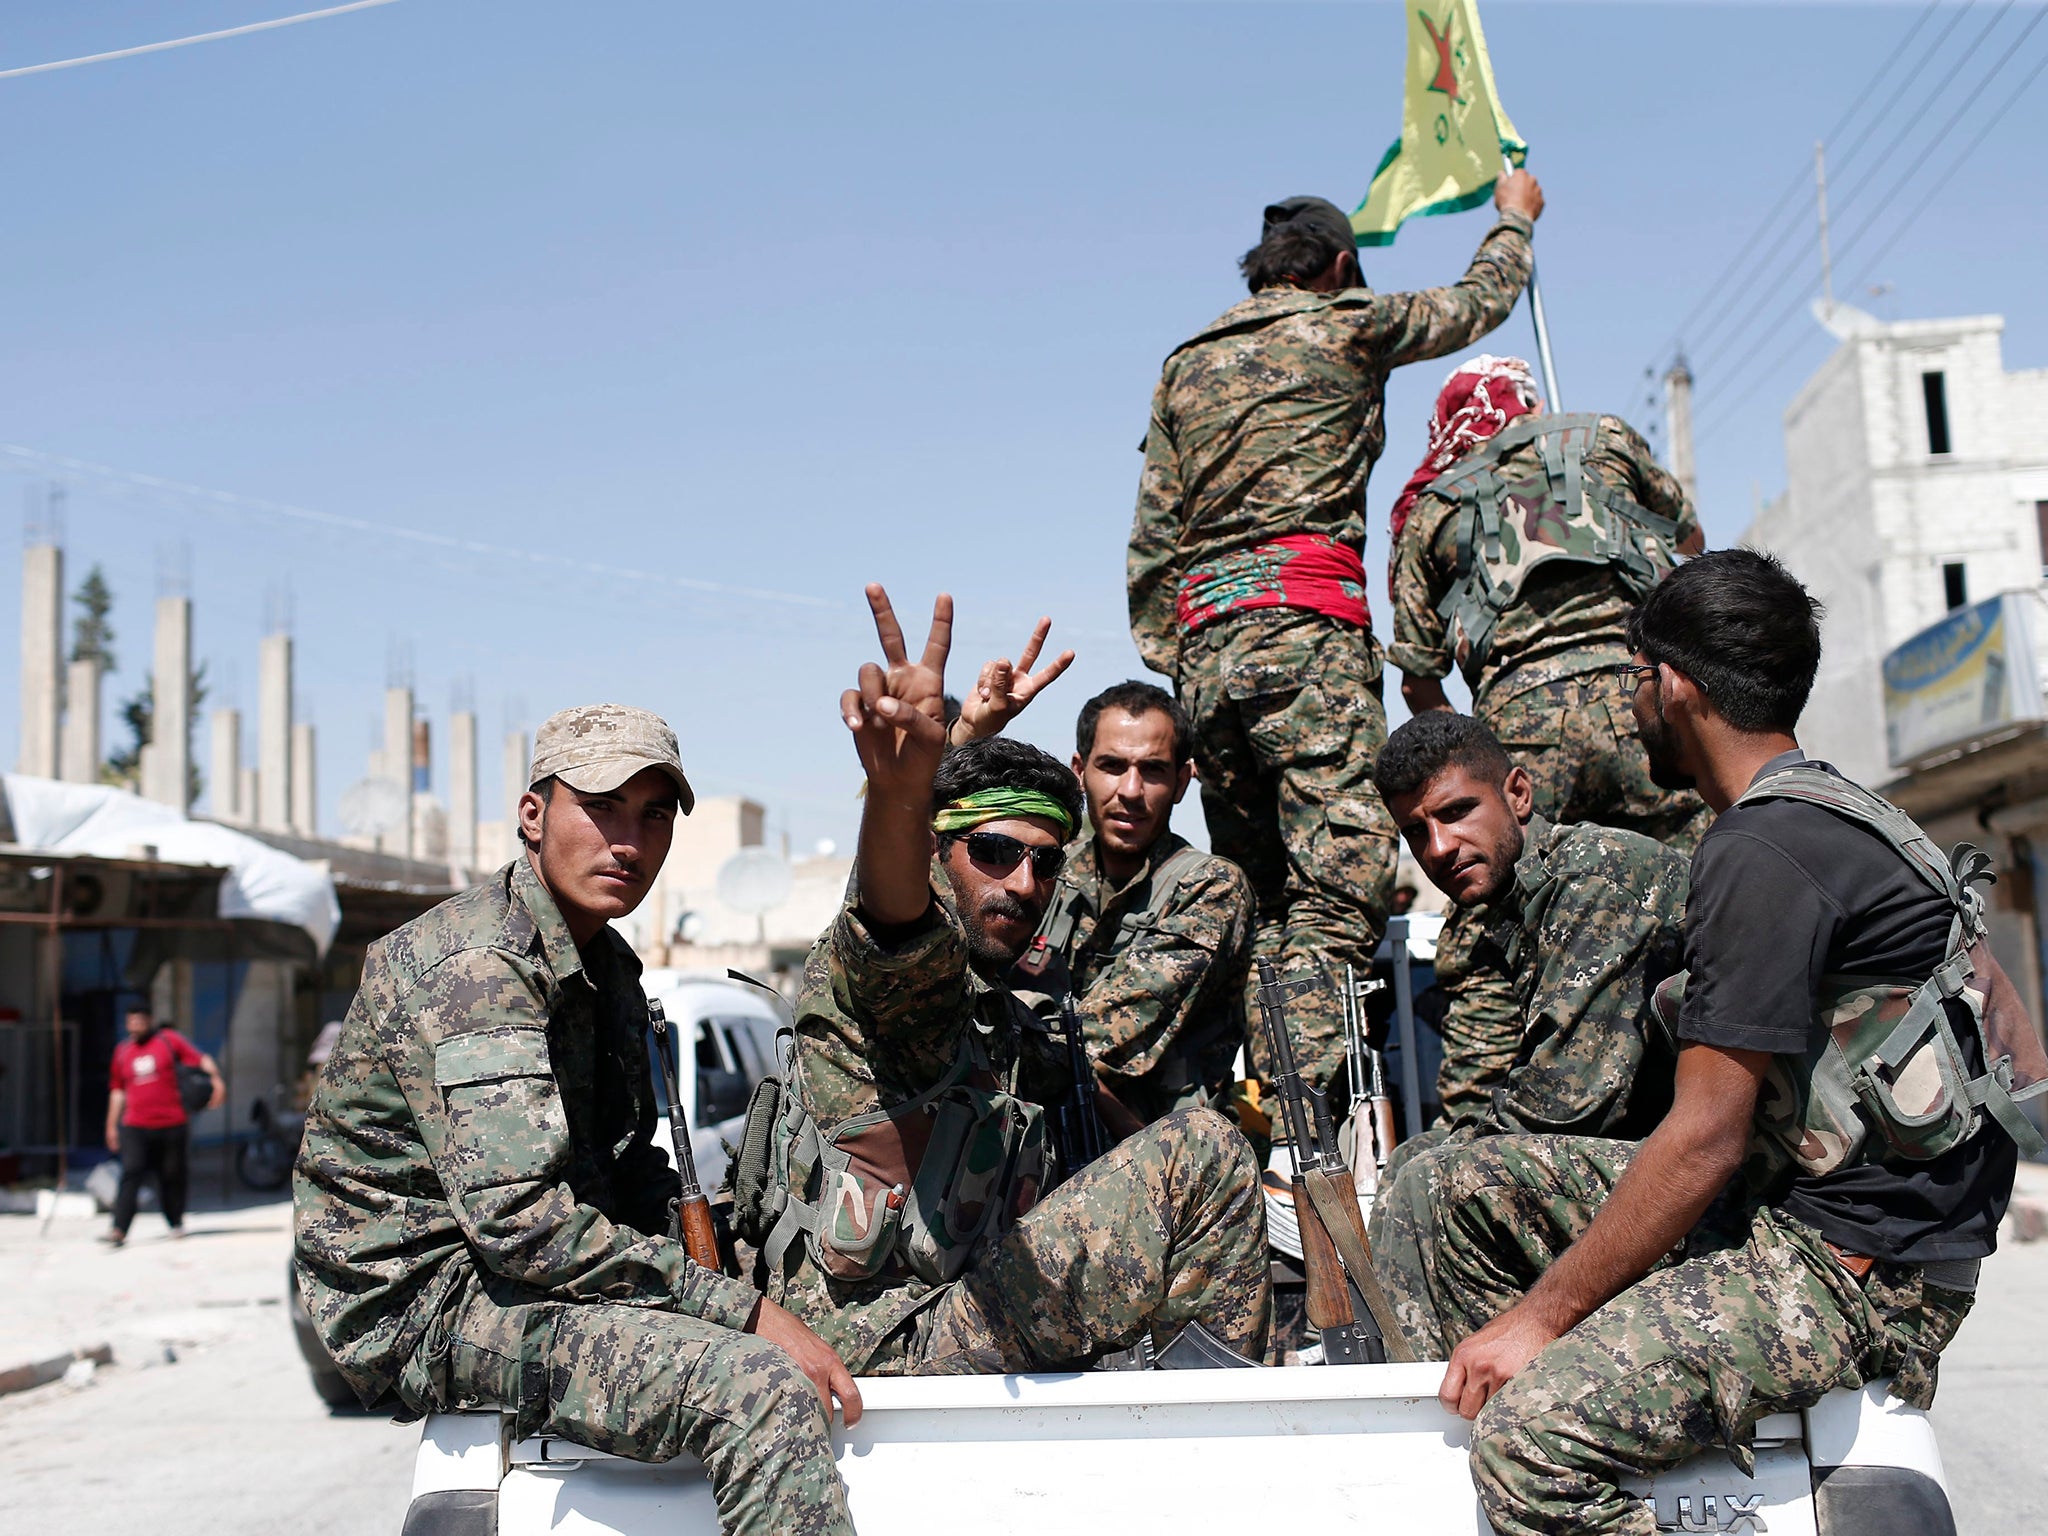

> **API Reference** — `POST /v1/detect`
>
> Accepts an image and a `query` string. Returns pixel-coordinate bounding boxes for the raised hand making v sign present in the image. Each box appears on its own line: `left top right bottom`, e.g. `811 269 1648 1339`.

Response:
841 583 955 928
948 616 1076 747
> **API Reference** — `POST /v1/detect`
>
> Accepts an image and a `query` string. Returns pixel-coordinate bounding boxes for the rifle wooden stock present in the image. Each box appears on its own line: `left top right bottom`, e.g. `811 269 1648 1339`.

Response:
1370 1095 1398 1168
677 1193 721 1272
1294 1174 1356 1333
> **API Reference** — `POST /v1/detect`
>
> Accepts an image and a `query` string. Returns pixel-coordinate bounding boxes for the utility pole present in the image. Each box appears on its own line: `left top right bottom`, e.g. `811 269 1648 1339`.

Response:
1662 355 1698 511
1815 140 1835 319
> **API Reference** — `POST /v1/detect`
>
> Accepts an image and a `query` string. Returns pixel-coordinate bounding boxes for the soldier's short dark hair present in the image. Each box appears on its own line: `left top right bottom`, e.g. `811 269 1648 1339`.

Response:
1625 548 1823 734
1240 223 1351 293
1075 681 1193 767
1372 713 1513 801
932 737 1084 834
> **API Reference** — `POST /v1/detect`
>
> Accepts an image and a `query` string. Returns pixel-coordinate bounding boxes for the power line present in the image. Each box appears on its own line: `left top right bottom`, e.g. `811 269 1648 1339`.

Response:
1651 0 1946 365
1691 12 2048 443
1687 1 2016 384
0 443 840 612
0 1 403 82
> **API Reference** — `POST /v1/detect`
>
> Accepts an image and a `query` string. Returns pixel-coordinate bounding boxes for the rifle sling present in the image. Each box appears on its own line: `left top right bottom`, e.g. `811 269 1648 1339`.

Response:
1301 1171 1415 1363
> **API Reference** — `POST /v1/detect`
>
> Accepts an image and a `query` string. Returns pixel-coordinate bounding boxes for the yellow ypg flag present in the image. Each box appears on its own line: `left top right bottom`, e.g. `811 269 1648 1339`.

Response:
1352 0 1527 248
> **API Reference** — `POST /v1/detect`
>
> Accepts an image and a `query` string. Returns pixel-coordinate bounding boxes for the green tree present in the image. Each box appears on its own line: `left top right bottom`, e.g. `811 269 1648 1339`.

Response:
105 662 209 804
70 565 116 670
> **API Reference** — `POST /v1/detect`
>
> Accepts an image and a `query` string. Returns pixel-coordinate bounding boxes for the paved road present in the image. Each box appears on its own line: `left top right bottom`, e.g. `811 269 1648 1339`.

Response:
2 1191 2043 1534
0 1200 414 1536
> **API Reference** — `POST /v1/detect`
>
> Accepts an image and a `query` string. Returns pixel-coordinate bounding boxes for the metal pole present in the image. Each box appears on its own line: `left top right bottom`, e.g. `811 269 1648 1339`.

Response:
1525 264 1563 410
1504 155 1562 410
1815 139 1834 320
1387 916 1425 1137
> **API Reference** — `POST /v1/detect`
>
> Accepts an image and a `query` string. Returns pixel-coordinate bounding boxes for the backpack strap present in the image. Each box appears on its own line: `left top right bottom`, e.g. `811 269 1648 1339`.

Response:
1737 762 2047 1158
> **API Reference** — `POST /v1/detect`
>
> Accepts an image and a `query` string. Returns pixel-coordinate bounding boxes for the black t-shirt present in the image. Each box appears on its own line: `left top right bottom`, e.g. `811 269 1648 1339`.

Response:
1678 752 2015 1263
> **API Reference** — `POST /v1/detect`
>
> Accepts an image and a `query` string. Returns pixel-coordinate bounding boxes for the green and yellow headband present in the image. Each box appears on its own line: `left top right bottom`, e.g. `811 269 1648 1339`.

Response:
931 787 1076 839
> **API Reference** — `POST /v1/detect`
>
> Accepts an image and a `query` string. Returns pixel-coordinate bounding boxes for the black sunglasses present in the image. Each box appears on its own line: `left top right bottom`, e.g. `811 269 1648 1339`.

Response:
955 830 1065 881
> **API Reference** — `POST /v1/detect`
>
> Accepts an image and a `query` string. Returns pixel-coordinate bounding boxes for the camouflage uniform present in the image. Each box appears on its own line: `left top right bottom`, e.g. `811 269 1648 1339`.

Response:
1388 415 1709 1115
1369 817 1688 1318
294 860 851 1536
771 880 1270 1372
1372 1135 1973 1536
1129 212 1534 1089
1017 830 1255 1124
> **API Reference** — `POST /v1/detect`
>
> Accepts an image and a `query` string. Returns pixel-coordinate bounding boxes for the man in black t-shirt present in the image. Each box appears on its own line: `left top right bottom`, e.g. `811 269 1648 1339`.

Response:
1383 550 2022 1536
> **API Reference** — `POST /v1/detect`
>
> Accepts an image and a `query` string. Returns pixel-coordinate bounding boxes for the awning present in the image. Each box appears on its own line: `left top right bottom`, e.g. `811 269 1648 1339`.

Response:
0 774 341 956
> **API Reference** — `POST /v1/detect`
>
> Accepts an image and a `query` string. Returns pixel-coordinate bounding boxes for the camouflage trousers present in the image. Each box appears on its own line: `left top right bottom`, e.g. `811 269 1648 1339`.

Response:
899 1106 1271 1372
398 1265 851 1536
1371 1134 1974 1536
1432 667 1707 1123
1176 608 1399 1092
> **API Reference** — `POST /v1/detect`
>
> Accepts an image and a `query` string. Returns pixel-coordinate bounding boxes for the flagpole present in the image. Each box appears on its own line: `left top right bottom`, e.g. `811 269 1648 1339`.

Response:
1505 153 1562 409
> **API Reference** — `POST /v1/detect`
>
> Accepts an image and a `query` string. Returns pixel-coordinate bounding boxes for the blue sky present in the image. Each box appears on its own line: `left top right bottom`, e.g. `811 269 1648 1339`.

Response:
2 1 2044 858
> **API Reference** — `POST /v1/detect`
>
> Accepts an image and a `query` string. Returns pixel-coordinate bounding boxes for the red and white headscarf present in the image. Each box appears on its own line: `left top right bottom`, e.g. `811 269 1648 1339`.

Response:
1386 354 1543 561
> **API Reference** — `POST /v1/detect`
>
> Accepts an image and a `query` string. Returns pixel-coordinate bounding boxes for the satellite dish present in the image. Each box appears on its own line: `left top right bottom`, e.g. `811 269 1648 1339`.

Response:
339 776 410 837
717 848 793 916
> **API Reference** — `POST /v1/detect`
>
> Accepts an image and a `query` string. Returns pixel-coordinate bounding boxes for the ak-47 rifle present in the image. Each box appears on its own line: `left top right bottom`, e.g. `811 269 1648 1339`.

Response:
1256 959 1413 1365
1054 993 1111 1180
646 998 722 1271
1341 965 1398 1208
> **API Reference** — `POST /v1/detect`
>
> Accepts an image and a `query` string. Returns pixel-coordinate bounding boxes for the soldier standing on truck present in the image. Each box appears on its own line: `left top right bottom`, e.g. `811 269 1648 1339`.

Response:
730 586 1269 1375
1388 551 2034 1536
294 705 859 1536
989 680 1256 1126
1385 355 1708 1124
1126 172 1544 1106
1364 711 1687 1355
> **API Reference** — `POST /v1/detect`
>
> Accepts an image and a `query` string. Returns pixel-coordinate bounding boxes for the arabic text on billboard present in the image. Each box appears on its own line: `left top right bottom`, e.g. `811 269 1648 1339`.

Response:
1882 594 2043 766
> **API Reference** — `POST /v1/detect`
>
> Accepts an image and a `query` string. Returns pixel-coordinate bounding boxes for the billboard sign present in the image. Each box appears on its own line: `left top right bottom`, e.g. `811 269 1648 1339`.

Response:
1883 592 2045 767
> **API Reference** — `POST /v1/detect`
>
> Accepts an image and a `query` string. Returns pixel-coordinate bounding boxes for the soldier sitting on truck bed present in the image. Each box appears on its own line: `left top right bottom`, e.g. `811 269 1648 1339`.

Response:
1361 710 1688 1356
294 705 859 1536
1391 551 2031 1536
728 585 1270 1375
1385 356 1707 1128
953 672 1255 1127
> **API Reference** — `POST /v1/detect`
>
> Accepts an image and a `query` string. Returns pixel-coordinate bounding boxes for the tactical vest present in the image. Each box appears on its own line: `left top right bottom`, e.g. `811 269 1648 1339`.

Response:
729 1013 1051 1289
1431 413 1683 677
1017 842 1236 1095
1652 763 2048 1189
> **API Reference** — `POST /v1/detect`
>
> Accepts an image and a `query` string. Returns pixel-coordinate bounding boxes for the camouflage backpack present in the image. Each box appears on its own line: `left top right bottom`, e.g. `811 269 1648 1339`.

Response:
729 1017 1050 1289
1431 413 1683 677
1651 762 2048 1195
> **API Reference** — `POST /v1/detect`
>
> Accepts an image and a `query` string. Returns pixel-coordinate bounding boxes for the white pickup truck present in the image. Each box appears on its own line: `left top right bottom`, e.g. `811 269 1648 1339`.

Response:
384 958 1960 1536
400 1367 1956 1535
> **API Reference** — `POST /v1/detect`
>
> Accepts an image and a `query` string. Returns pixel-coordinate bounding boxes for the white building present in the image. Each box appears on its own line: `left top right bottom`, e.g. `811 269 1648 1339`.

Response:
1742 307 2048 786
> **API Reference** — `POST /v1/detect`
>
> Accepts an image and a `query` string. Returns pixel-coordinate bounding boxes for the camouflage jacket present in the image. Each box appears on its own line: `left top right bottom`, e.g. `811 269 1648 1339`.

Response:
1127 212 1534 674
776 882 1073 1371
293 859 758 1407
1443 816 1689 1139
1387 414 1696 703
1016 831 1253 1123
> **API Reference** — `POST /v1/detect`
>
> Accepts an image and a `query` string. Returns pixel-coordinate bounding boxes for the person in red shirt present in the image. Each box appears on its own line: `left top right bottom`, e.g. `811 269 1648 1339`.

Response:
102 1006 222 1246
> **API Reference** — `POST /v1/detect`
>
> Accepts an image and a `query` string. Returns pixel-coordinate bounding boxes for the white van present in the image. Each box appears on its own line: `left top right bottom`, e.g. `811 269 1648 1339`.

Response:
637 968 787 1193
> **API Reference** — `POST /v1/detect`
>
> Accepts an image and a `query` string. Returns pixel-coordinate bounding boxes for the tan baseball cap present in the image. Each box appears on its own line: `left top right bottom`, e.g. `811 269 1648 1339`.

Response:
528 704 695 813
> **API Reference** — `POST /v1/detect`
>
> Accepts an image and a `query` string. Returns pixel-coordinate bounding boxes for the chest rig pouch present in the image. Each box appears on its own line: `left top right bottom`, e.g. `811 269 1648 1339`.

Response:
1433 413 1683 677
1651 764 2048 1184
731 1017 1049 1289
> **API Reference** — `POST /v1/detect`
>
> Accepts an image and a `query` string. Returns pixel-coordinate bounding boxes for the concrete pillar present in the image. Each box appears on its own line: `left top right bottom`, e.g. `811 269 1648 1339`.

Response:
210 708 243 821
146 596 192 811
258 633 293 831
61 658 102 784
18 544 62 778
240 767 259 826
449 711 478 874
1664 356 1698 512
503 728 530 828
378 686 414 858
290 721 318 836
